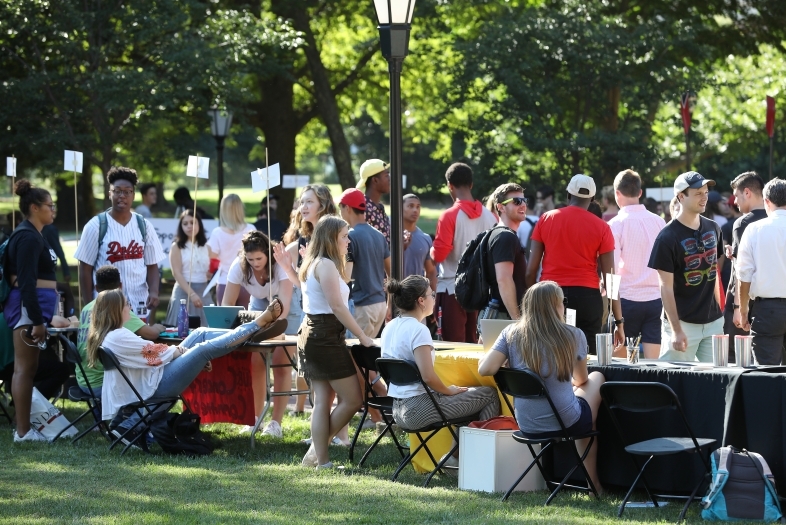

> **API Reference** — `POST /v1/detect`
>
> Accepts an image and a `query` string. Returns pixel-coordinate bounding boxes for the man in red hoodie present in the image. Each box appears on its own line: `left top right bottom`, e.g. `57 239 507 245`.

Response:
430 163 498 343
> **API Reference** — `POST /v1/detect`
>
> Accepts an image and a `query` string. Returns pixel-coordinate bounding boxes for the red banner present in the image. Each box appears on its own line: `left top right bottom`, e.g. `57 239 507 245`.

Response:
181 351 255 425
767 96 776 138
680 92 692 135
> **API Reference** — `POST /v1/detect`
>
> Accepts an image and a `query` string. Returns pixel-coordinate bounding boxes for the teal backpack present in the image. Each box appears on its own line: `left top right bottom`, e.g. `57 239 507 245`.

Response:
701 446 783 522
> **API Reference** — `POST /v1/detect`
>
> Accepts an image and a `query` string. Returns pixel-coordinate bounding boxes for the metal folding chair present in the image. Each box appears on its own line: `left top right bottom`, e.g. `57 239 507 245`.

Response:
494 367 600 503
600 381 716 521
377 358 480 487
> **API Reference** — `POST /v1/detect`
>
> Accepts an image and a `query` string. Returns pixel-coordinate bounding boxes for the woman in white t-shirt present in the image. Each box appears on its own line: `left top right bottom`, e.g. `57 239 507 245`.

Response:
222 231 293 437
381 275 499 469
207 194 255 305
165 210 211 326
85 288 286 433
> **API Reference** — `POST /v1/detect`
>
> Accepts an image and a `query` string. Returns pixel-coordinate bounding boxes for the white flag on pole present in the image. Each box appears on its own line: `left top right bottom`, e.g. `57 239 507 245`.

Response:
6 157 16 177
64 150 83 173
187 156 210 179
251 163 281 193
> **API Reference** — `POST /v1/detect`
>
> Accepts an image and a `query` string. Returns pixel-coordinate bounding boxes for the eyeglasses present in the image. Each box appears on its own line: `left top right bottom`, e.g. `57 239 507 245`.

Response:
423 291 436 299
111 189 134 197
500 197 527 206
684 248 717 270
40 203 56 211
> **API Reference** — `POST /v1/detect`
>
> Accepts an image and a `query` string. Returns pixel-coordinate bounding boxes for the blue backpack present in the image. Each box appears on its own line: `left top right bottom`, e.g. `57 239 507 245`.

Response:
701 446 783 522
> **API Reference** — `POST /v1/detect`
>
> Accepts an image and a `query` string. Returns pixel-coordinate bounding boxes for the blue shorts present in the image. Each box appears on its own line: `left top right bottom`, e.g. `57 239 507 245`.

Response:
521 397 592 439
620 298 662 345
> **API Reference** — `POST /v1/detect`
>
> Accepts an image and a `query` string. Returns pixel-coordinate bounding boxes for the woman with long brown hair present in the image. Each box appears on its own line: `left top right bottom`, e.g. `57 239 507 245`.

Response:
479 280 606 493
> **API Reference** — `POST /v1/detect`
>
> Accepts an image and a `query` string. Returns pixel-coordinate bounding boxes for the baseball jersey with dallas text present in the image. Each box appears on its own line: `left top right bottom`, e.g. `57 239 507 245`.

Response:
75 212 165 309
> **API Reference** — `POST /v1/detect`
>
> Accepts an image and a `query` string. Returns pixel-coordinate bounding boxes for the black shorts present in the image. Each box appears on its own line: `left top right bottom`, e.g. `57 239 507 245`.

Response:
521 397 593 439
620 298 662 345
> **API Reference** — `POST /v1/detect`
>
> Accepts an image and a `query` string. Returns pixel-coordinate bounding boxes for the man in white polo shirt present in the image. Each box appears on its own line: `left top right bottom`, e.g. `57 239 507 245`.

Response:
736 178 786 365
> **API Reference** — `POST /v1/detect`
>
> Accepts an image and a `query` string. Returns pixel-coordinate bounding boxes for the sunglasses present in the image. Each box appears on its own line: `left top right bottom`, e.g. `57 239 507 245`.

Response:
500 197 527 206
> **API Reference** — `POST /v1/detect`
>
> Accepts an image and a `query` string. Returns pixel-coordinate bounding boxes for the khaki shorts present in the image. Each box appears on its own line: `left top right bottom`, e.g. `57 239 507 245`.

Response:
353 302 387 338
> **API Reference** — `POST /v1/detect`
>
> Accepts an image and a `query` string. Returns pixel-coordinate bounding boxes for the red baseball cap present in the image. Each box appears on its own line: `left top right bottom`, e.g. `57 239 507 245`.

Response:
339 188 366 211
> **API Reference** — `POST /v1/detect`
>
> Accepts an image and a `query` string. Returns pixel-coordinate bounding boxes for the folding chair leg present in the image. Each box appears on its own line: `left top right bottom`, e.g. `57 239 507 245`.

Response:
678 472 708 522
619 455 655 517
424 442 459 487
391 431 435 482
502 444 551 502
545 436 597 506
349 408 369 463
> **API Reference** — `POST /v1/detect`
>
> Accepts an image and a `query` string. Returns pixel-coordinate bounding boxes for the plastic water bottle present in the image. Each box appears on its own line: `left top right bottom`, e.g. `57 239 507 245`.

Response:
137 301 148 323
177 299 188 337
483 299 501 320
436 307 443 341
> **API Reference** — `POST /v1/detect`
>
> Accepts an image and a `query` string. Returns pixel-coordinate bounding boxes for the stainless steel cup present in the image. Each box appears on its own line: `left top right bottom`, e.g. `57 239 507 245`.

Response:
712 334 729 367
734 335 754 367
595 334 613 366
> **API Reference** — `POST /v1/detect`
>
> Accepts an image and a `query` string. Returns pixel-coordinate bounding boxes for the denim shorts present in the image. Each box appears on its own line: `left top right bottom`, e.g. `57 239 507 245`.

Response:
620 298 663 345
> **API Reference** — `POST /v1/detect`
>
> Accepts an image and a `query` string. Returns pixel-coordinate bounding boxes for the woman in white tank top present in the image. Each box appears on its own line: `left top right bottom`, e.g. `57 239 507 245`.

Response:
275 216 372 469
166 210 211 326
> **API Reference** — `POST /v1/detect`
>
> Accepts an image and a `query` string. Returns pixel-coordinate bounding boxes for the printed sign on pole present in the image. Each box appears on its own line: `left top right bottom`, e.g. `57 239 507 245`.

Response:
186 156 210 179
64 150 83 173
6 157 16 177
251 163 281 193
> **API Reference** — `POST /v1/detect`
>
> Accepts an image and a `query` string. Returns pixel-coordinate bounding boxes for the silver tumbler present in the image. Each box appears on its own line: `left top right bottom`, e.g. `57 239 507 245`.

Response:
595 334 613 366
734 335 754 367
712 334 729 367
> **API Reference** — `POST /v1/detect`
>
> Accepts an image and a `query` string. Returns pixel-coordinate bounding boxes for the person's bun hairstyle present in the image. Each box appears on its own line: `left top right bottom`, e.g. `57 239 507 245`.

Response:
385 278 402 296
14 179 32 197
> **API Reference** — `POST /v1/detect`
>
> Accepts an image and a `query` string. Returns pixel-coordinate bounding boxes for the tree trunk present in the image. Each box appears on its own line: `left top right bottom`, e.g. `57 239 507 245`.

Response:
289 9 356 191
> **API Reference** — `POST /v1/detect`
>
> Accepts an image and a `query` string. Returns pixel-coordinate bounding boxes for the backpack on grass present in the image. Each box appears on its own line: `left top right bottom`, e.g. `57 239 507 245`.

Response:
148 411 216 457
701 446 782 522
454 228 495 312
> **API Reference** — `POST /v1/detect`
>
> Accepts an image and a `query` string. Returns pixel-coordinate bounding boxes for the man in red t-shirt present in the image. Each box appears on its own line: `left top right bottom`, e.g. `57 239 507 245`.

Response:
525 175 625 354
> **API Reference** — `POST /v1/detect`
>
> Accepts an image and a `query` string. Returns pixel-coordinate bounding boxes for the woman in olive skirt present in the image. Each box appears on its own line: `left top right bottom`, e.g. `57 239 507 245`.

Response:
275 216 373 469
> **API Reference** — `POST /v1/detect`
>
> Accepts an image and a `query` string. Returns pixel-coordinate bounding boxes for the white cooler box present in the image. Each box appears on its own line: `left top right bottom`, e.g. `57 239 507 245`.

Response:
458 426 546 493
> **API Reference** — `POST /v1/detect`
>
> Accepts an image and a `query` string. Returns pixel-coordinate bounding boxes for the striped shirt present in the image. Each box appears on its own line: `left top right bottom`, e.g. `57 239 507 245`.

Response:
607 204 665 302
75 212 165 308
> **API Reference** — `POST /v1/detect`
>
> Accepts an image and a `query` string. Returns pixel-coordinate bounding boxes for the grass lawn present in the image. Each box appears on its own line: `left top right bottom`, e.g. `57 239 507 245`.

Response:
0 402 715 525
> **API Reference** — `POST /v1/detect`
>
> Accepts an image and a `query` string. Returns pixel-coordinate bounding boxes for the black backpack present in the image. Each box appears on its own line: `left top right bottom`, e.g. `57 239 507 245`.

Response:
148 411 216 457
454 228 495 312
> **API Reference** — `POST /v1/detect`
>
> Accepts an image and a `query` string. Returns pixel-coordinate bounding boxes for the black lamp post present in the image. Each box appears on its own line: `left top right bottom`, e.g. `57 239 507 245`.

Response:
209 107 233 213
373 0 415 281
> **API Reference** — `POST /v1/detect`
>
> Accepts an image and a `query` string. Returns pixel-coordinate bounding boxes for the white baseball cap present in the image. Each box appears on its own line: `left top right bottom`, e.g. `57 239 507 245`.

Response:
673 171 715 195
357 159 390 191
566 174 597 198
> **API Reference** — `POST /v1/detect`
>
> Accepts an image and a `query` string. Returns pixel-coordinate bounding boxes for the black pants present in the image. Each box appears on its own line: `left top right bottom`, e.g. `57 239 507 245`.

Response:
750 298 786 366
561 286 603 356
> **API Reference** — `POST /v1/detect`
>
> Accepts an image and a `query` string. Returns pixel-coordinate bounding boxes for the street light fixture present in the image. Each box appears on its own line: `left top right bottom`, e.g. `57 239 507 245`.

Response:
372 0 415 281
209 107 233 213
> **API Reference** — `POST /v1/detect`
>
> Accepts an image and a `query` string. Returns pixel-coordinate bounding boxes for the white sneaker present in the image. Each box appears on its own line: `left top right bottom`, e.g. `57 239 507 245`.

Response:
316 462 334 470
439 453 459 477
262 420 283 438
302 443 318 467
239 424 260 434
13 428 49 443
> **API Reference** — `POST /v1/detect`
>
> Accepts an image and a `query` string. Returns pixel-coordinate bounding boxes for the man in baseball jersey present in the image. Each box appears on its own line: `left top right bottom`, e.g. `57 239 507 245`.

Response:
75 167 165 317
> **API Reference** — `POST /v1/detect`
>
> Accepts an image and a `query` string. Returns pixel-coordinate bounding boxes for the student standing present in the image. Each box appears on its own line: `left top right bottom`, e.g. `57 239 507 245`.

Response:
648 172 723 362
207 194 255 306
402 194 437 291
165 210 211 327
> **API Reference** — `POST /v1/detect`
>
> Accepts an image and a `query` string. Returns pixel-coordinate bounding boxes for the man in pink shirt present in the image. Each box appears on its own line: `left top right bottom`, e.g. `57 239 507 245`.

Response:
608 170 666 358
430 163 497 343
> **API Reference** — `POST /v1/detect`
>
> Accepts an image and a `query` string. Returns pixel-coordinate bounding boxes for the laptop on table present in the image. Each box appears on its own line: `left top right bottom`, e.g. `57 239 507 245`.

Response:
203 306 244 329
479 319 516 352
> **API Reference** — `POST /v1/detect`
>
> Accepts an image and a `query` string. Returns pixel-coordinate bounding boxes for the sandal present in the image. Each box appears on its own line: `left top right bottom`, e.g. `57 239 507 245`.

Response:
251 319 288 343
265 297 284 321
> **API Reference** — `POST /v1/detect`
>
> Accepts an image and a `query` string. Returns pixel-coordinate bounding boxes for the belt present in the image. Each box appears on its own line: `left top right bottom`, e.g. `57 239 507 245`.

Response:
754 297 786 302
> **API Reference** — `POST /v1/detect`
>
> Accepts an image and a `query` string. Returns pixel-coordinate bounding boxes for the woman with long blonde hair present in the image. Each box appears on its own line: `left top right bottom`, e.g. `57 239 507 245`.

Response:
479 280 606 493
207 193 256 305
87 288 286 444
275 215 372 469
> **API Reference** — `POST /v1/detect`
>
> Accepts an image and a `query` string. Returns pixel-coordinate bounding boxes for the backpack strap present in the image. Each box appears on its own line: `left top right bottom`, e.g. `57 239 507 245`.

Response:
745 450 783 514
702 447 731 509
95 210 147 267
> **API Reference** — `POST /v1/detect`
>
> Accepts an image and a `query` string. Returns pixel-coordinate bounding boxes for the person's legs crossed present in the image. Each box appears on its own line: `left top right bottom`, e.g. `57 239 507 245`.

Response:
573 371 605 493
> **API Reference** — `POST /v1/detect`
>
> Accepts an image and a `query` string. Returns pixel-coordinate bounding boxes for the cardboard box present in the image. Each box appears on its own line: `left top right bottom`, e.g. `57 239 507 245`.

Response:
458 427 546 493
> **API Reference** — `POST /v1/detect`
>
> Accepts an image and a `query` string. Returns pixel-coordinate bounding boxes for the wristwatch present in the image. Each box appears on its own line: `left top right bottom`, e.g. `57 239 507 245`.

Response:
614 317 625 326
733 304 740 309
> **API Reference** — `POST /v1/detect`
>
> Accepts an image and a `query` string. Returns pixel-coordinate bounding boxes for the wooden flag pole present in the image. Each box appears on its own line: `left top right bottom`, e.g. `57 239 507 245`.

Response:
72 151 82 309
266 148 272 304
186 159 200 312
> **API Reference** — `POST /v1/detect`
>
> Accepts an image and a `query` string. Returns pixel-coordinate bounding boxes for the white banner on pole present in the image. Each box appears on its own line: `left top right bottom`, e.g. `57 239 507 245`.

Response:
64 150 83 173
6 157 16 177
187 156 210 179
251 163 281 193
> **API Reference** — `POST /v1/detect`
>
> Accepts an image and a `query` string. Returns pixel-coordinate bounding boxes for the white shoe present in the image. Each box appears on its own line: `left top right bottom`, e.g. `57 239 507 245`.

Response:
439 453 459 477
239 424 260 434
302 444 318 467
262 420 283 438
13 428 49 443
301 436 347 446
316 462 334 470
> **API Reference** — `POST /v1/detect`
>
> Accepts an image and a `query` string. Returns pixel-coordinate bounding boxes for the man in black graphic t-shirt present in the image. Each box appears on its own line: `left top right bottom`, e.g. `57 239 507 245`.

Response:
648 172 723 362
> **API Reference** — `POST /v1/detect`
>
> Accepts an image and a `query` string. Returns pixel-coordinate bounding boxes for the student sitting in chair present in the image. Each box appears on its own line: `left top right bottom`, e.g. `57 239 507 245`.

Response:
478 280 606 494
85 289 286 443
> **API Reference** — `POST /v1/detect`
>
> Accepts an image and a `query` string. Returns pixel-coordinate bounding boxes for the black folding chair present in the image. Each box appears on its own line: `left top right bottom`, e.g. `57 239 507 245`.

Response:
348 345 407 466
376 358 480 487
600 381 716 522
98 346 180 455
0 379 12 424
493 367 600 503
52 334 110 442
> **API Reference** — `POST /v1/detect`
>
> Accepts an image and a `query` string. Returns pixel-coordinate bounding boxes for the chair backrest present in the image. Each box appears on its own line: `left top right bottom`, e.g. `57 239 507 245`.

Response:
376 358 423 387
351 345 381 373
600 381 709 467
97 346 146 405
58 334 99 399
493 367 572 437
